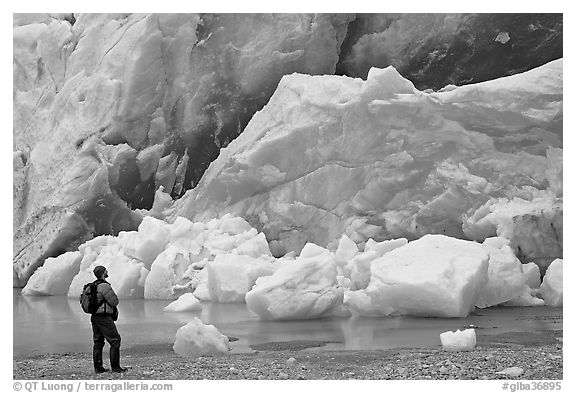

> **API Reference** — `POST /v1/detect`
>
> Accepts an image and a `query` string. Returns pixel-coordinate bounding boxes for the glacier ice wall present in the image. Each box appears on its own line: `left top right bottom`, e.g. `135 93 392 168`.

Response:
13 13 352 286
171 60 562 260
13 13 562 286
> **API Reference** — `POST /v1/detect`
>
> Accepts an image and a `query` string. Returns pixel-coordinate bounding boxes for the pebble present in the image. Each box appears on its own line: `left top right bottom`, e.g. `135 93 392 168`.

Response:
278 372 289 379
439 366 448 374
287 357 297 365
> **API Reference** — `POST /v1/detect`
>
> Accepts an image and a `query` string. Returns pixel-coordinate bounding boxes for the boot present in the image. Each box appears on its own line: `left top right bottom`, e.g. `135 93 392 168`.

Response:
110 346 127 373
93 346 109 373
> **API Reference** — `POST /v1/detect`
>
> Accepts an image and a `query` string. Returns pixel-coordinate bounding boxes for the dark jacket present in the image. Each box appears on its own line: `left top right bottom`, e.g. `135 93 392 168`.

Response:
94 279 119 315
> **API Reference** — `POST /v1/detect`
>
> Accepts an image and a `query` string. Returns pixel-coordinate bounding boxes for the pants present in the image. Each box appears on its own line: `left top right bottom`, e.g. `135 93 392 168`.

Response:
91 314 121 369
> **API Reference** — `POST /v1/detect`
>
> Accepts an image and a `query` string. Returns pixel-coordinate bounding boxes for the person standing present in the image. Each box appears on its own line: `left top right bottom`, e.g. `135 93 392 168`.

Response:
90 265 127 373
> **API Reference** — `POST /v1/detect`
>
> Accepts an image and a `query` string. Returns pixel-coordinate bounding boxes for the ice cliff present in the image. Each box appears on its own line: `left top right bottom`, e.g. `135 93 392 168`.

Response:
171 60 562 263
13 13 562 287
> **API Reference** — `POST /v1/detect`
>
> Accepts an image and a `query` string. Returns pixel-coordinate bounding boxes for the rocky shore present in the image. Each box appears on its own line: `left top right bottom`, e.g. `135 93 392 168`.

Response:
14 330 562 380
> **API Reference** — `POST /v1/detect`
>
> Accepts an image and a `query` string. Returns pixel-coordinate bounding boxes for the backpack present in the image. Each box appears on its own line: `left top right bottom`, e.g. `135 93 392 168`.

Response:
80 280 105 314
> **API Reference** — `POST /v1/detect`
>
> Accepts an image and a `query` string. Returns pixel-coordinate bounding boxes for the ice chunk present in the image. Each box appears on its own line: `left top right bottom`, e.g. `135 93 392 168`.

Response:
207 254 276 303
364 238 408 257
144 240 202 299
503 286 545 307
233 232 272 258
334 234 358 267
68 248 149 299
522 262 541 289
173 317 230 355
299 242 330 259
475 237 527 308
540 258 563 307
119 216 172 269
163 293 202 312
344 289 379 317
359 235 489 317
204 232 236 254
22 252 82 296
463 191 562 267
440 329 476 352
192 269 211 301
245 250 343 320
220 215 253 235
348 251 378 290
344 238 408 290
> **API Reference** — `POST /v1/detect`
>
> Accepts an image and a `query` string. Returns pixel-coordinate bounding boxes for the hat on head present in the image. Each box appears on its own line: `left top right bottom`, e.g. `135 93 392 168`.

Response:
93 265 107 278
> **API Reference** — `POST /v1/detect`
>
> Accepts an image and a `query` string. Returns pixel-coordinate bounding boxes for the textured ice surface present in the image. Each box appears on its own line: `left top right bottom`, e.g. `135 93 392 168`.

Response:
172 59 562 260
207 254 276 303
463 190 562 267
163 293 202 312
22 252 82 296
13 13 352 286
13 14 563 288
522 262 542 289
66 215 271 300
440 329 476 352
144 241 202 299
173 317 230 355
347 235 489 317
475 237 528 308
245 246 343 320
540 259 563 307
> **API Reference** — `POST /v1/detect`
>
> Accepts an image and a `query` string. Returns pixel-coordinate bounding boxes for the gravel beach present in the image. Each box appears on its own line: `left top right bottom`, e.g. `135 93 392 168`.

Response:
14 330 562 380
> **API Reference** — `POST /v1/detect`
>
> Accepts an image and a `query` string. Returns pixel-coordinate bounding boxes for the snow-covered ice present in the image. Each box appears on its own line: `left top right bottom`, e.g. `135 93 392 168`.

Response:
540 259 563 307
22 252 82 296
440 329 476 351
173 317 230 355
163 293 202 312
348 235 489 317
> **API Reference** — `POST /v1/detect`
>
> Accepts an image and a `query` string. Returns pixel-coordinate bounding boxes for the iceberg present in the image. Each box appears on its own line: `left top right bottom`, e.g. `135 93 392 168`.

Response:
540 259 563 307
522 262 542 289
207 254 276 303
245 245 343 320
144 240 202 299
349 235 489 317
173 317 230 355
440 329 476 352
163 293 202 312
475 237 528 308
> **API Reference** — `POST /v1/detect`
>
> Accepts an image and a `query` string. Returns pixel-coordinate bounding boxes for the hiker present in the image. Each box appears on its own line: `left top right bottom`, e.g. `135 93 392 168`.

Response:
90 265 126 373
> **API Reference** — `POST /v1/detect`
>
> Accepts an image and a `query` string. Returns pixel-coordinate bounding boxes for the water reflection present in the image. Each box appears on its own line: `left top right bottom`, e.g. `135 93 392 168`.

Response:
13 289 562 357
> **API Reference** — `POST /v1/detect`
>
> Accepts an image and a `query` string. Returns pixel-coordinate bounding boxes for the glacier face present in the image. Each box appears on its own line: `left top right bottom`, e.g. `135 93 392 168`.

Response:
171 60 562 261
12 13 352 286
13 13 563 287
